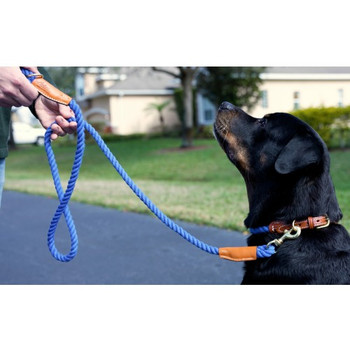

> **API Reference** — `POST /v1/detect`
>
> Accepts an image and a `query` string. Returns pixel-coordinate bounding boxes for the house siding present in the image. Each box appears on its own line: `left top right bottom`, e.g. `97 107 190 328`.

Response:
109 95 180 135
251 77 350 117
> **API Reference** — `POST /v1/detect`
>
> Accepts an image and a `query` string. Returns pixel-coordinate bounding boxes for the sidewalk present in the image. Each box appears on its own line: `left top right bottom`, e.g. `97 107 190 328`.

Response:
0 191 245 284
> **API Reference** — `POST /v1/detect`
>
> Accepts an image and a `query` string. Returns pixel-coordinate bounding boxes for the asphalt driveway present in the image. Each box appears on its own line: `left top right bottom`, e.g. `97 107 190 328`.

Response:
0 191 245 284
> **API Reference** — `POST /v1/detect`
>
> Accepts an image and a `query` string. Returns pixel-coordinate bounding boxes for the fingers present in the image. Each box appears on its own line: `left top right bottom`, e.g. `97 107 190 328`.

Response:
55 116 77 134
18 79 40 105
53 105 77 139
50 115 77 140
50 123 65 140
0 97 20 108
50 133 59 141
58 103 74 119
0 67 39 107
0 77 38 107
34 94 77 141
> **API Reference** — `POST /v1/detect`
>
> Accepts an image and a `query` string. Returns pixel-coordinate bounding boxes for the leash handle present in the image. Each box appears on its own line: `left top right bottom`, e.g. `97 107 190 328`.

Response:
21 68 72 105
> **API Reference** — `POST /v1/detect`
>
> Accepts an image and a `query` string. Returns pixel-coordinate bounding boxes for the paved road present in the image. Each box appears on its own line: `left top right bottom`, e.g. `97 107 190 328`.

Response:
0 191 245 284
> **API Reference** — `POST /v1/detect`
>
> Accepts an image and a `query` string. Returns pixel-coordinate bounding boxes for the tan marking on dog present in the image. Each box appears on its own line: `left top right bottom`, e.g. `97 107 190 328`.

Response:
225 133 250 171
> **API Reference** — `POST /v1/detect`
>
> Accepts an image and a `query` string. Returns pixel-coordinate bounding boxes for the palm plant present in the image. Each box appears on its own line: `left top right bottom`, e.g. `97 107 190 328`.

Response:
145 100 171 135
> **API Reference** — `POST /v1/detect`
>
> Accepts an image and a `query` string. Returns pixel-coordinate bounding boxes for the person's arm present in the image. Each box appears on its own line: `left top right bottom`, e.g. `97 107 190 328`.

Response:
0 66 77 140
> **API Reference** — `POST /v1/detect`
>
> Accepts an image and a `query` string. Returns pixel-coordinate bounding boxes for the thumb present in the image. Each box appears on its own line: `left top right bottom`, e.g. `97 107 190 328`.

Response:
58 103 74 119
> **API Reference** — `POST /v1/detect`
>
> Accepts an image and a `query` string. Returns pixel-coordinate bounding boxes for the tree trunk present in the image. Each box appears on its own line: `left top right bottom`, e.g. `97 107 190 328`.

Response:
151 67 198 148
180 68 196 148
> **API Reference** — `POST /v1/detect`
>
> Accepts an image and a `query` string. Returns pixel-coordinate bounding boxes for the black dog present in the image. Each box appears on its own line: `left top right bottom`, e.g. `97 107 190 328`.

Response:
214 101 350 284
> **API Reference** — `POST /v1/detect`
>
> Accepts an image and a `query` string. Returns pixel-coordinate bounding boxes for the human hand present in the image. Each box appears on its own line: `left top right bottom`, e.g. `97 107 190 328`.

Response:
34 95 77 140
0 66 39 107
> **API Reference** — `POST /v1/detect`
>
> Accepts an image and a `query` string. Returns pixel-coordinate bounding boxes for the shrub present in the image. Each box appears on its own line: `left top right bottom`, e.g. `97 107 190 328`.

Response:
196 125 215 139
292 106 350 148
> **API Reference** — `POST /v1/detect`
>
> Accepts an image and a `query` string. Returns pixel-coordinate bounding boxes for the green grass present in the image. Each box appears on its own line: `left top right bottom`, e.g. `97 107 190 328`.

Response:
4 137 350 231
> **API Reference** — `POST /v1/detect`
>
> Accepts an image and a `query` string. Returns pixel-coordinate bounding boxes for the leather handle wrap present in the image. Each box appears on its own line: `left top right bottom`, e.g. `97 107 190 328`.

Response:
219 246 257 262
32 78 72 106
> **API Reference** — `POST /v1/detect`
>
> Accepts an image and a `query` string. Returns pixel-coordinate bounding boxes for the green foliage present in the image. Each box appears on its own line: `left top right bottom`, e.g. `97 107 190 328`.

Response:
292 106 350 148
44 67 78 97
145 100 172 135
145 100 171 113
196 125 215 139
196 67 265 110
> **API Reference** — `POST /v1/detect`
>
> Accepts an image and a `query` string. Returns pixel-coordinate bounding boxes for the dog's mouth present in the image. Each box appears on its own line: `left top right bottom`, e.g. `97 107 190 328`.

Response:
214 102 241 144
214 102 259 173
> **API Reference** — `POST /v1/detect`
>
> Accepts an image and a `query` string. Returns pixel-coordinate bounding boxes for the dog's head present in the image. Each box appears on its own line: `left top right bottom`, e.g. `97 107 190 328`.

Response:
214 101 341 226
214 101 326 177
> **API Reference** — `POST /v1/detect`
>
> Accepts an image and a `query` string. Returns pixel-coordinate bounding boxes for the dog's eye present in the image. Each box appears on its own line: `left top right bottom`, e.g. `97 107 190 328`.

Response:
257 118 267 127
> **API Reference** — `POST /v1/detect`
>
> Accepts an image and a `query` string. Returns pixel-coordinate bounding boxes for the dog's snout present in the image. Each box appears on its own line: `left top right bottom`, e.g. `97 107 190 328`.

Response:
219 101 235 111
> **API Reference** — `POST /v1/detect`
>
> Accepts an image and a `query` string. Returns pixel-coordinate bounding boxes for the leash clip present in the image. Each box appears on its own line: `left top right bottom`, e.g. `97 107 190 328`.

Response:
267 220 302 247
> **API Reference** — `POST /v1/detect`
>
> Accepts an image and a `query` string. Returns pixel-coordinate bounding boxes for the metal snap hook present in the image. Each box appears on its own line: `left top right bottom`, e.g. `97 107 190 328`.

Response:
267 220 302 248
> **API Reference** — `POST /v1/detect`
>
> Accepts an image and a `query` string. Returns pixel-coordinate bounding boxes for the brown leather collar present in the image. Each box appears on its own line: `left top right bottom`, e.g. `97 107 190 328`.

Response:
269 215 331 234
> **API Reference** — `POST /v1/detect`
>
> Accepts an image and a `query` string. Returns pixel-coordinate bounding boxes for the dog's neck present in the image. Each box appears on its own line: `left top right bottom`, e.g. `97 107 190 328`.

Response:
244 169 342 229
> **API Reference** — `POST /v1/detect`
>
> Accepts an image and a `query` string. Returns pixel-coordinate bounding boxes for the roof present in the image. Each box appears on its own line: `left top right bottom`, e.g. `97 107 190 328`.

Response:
109 67 180 90
79 66 350 102
265 67 350 74
79 67 181 100
262 67 350 80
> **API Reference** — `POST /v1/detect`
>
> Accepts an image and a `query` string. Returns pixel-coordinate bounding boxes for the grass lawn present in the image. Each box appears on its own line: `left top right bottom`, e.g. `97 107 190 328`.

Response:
4 137 350 232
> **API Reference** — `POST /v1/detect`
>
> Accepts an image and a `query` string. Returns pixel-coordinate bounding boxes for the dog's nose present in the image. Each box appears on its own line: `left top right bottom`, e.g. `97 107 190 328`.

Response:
219 101 235 111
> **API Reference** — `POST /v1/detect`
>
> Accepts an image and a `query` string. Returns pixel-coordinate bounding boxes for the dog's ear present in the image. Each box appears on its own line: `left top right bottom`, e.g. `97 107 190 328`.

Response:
275 133 323 175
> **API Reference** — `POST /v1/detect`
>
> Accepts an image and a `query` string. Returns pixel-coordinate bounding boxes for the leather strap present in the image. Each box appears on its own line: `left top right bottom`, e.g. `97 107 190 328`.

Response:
32 77 72 106
268 215 330 234
219 246 257 262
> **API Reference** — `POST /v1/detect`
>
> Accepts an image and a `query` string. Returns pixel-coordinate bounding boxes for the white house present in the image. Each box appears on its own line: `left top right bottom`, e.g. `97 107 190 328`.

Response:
250 67 350 117
74 67 350 135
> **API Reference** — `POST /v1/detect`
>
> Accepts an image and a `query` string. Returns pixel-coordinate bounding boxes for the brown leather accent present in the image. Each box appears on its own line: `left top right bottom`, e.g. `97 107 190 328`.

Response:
219 246 257 262
307 216 314 230
32 78 72 106
269 215 329 234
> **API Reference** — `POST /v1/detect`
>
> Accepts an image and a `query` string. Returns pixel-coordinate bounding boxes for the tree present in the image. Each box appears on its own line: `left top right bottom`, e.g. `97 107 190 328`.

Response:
145 100 171 135
153 67 198 148
196 67 265 111
44 67 78 97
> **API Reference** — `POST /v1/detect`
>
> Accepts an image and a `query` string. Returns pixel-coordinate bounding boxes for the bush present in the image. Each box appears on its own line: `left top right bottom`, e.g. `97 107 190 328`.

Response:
292 106 350 148
196 125 215 139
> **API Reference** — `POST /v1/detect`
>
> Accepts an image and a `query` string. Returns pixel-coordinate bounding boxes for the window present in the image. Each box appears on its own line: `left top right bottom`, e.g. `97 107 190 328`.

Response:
204 109 214 122
293 91 300 110
261 90 268 108
75 74 85 98
338 89 344 107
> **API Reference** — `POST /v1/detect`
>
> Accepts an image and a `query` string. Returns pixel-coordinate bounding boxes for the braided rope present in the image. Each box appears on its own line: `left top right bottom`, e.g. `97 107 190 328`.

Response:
21 68 275 262
257 245 275 258
249 226 270 234
44 99 85 261
21 68 37 83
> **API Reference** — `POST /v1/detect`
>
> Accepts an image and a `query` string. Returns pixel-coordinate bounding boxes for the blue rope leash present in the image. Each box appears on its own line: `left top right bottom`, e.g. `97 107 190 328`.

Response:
21 68 275 262
249 226 270 234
